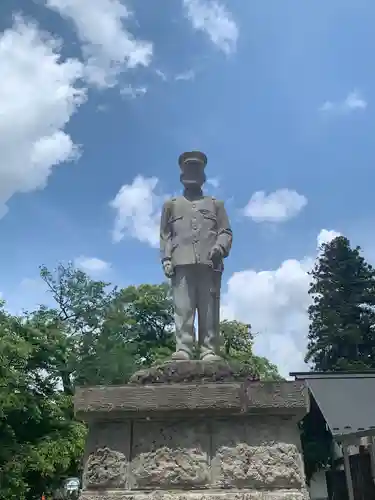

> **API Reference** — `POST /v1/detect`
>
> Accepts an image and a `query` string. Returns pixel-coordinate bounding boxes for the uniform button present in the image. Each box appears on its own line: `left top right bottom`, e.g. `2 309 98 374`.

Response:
192 204 196 208
192 217 196 221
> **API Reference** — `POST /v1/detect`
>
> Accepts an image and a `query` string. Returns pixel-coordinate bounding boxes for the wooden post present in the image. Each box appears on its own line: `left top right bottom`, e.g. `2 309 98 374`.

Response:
343 444 355 500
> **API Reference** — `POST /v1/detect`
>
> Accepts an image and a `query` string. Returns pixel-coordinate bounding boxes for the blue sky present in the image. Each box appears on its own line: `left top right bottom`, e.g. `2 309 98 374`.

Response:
1 0 375 375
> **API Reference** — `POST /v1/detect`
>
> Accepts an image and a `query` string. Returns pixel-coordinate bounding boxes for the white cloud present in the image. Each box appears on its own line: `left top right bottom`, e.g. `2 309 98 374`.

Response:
175 69 195 81
110 175 164 247
0 17 86 219
243 189 307 223
5 277 51 315
207 177 220 189
96 104 109 112
155 69 168 81
120 84 147 99
183 0 238 54
317 229 341 248
154 68 196 83
45 0 153 88
319 91 367 115
344 91 367 110
75 256 111 275
221 229 340 377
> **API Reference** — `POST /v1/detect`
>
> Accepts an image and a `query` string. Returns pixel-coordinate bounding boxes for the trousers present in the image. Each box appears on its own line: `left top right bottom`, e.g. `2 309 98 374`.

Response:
171 264 221 358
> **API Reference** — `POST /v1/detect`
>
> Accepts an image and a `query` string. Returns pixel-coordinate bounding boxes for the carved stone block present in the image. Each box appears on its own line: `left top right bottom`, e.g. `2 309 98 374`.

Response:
211 418 304 489
83 421 130 489
130 419 210 489
83 447 127 489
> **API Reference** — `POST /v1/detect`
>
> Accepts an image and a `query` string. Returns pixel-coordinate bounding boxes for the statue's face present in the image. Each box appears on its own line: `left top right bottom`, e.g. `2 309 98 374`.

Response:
180 164 205 188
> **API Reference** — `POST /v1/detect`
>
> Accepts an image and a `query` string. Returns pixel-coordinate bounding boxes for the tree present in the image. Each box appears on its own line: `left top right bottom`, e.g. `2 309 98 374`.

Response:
220 320 282 380
0 306 85 500
116 283 175 366
38 263 137 388
306 235 375 371
37 264 146 387
38 264 176 386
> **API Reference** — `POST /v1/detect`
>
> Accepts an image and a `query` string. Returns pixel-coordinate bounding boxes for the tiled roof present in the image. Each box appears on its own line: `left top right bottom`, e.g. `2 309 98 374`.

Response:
306 376 375 440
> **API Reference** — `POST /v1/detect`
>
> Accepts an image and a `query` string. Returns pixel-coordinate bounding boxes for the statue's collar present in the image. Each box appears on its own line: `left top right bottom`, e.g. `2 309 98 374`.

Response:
182 189 203 201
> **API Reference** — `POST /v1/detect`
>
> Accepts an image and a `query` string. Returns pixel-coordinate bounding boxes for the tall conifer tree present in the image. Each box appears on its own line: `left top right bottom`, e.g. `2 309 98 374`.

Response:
306 236 375 371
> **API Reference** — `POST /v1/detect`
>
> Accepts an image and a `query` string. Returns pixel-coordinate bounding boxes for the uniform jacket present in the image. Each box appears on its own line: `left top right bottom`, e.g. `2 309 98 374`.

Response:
160 195 232 271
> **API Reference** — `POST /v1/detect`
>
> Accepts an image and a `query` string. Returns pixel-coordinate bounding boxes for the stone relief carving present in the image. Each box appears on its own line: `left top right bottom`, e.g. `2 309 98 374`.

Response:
212 443 304 489
83 447 127 489
131 420 210 489
132 446 209 489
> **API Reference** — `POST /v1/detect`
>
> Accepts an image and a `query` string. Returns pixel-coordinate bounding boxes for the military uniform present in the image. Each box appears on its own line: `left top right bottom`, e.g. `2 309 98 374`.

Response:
160 192 232 359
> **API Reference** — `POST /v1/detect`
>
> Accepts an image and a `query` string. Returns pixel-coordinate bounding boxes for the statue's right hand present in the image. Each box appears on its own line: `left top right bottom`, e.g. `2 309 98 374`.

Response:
163 260 174 278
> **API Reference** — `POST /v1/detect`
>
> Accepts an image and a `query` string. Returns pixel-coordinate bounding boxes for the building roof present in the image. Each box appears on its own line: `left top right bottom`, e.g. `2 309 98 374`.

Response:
293 374 375 441
290 370 375 379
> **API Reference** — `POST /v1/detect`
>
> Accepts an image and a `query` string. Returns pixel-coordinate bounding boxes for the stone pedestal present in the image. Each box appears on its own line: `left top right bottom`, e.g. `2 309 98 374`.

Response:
74 361 309 500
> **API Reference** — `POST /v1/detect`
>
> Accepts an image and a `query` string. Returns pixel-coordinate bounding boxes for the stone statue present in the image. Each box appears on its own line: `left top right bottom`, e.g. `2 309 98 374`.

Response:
160 151 232 361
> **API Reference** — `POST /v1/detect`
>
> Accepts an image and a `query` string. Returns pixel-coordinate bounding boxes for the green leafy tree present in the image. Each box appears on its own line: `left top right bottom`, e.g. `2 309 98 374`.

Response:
116 283 175 366
0 306 85 500
306 235 375 371
220 320 282 379
38 263 138 387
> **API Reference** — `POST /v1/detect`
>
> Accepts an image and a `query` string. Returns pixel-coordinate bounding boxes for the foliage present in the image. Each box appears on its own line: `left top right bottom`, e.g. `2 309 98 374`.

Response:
0 307 85 500
220 319 282 380
306 236 375 371
38 263 137 388
116 283 175 366
38 264 176 386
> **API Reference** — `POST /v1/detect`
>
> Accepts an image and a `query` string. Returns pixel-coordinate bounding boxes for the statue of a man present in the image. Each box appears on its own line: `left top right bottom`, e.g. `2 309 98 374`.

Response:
160 151 233 361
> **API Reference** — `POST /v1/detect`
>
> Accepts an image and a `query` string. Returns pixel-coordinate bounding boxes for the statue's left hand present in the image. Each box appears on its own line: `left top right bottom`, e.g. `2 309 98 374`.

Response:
163 260 175 278
208 246 222 263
